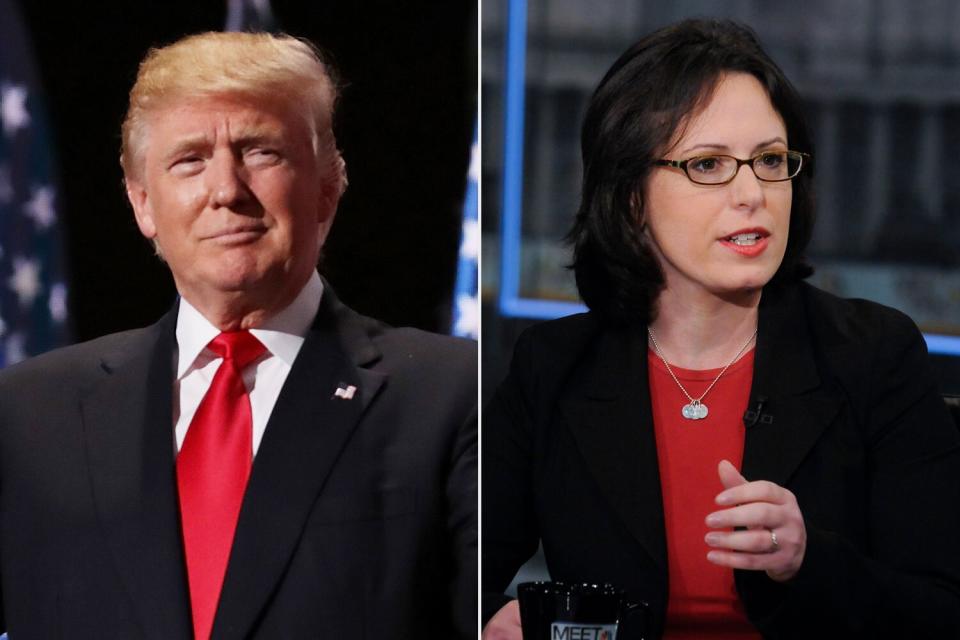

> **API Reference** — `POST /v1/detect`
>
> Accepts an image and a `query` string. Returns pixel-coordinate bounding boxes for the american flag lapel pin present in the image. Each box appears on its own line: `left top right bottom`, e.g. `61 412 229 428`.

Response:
333 383 357 400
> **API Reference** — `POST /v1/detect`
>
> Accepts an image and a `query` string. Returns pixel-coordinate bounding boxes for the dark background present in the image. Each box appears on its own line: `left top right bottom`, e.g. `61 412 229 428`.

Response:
480 0 960 400
16 0 476 340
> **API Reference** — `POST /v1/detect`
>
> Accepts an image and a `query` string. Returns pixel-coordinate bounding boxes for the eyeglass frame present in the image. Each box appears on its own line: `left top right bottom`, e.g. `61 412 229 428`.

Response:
654 150 810 185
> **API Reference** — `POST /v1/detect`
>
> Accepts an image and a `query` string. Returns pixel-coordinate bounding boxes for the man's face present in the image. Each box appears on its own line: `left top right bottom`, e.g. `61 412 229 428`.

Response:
126 94 336 320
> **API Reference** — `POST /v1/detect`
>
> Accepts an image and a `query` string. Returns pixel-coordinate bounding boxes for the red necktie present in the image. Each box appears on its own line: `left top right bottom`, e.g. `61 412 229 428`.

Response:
177 331 266 640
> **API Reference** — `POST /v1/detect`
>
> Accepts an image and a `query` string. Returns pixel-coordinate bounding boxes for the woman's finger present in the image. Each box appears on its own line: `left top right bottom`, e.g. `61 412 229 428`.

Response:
482 600 523 640
706 548 781 571
717 459 747 490
705 501 779 529
716 479 793 506
705 528 782 554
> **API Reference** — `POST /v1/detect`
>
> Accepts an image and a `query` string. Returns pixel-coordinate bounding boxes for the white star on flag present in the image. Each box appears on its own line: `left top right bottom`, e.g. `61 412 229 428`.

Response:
4 333 25 366
454 294 479 339
1 84 30 138
9 256 41 307
459 219 479 261
49 282 67 323
468 140 479 182
24 185 56 229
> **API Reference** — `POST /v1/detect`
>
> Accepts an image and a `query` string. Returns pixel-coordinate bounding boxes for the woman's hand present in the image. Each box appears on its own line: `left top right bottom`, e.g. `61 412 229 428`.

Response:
482 600 523 640
704 459 806 582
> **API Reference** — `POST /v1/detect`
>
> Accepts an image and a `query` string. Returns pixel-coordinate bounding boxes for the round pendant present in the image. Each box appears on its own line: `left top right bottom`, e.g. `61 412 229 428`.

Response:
681 402 708 420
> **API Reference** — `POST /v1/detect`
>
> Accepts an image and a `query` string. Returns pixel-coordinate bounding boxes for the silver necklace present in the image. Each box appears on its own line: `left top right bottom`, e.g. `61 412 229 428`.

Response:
647 327 758 421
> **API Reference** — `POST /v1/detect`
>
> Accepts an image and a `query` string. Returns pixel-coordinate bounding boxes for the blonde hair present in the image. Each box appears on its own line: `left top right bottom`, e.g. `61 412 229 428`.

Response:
121 31 346 197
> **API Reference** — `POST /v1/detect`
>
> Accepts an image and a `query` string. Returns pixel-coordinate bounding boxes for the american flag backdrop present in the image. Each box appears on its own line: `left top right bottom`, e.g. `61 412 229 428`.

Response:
0 0 70 368
452 121 479 340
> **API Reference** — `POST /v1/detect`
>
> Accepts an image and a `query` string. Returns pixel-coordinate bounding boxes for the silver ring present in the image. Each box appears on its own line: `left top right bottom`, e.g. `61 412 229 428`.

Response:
769 529 780 553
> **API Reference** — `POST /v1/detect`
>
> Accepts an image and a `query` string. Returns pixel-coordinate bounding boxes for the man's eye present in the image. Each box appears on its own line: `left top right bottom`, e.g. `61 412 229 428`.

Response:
170 156 204 173
245 148 281 165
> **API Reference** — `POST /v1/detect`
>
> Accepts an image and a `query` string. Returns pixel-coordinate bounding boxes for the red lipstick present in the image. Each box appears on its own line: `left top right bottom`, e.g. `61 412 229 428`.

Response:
718 228 770 257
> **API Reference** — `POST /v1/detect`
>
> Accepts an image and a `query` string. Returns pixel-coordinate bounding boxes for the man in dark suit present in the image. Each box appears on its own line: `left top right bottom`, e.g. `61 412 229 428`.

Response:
0 32 476 639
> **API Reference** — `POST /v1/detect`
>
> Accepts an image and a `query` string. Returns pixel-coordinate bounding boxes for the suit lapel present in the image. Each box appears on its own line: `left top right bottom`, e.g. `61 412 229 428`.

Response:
741 284 843 486
213 289 386 639
560 324 668 570
80 308 193 639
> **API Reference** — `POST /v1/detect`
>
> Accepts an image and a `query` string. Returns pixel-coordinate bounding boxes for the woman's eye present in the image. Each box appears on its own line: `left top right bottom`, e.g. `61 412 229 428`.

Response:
758 152 785 168
689 156 721 173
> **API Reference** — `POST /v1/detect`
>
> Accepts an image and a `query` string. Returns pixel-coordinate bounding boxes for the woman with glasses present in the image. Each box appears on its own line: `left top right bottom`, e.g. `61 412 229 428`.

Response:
482 19 960 640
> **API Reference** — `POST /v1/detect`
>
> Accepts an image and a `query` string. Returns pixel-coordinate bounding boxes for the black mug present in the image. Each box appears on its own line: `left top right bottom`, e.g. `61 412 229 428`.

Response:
517 581 648 640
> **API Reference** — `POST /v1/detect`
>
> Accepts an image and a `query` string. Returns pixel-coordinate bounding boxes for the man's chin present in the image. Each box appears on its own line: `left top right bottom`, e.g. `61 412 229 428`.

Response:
194 256 273 289
174 268 271 299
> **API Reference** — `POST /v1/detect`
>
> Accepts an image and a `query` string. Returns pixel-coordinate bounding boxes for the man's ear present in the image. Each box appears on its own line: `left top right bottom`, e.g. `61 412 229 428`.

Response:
318 152 347 223
314 156 345 244
125 178 157 239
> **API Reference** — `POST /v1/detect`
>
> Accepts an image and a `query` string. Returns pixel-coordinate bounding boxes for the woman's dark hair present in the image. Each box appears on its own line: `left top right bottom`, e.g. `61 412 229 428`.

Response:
568 19 815 325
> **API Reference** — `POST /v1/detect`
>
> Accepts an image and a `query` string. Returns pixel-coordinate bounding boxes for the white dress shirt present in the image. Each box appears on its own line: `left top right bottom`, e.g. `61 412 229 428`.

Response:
173 271 323 456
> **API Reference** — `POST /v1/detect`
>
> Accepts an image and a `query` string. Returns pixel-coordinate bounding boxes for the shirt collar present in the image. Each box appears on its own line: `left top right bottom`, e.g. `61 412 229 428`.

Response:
175 271 324 379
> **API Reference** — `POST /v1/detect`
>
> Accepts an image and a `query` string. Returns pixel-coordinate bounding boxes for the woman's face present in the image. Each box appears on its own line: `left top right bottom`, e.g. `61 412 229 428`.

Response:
643 72 792 302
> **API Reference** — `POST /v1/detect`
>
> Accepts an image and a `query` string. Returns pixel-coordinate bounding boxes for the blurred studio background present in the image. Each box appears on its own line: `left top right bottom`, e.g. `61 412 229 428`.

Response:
0 0 478 367
482 0 960 402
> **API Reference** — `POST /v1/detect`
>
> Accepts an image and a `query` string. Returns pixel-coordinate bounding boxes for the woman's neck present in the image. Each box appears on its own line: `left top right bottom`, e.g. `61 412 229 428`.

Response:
648 286 761 370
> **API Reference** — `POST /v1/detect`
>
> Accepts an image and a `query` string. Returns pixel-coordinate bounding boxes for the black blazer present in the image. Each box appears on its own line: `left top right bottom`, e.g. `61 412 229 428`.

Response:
482 282 960 639
0 285 477 639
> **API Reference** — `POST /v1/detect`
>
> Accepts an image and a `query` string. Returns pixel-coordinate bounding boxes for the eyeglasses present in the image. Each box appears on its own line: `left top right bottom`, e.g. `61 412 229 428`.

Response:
655 150 810 185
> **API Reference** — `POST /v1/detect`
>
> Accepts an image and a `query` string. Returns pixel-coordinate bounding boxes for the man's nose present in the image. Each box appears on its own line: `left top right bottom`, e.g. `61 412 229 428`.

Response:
207 153 250 208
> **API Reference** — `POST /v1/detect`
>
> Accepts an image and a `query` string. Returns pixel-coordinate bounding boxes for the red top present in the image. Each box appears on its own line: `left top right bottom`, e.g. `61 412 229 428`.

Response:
648 347 762 640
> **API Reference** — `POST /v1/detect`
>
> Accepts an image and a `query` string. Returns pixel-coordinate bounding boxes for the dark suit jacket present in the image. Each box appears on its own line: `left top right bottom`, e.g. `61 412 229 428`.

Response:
482 282 960 639
0 285 477 639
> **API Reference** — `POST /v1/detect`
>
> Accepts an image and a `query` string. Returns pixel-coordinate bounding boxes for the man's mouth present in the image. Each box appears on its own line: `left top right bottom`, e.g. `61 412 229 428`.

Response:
205 225 267 242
